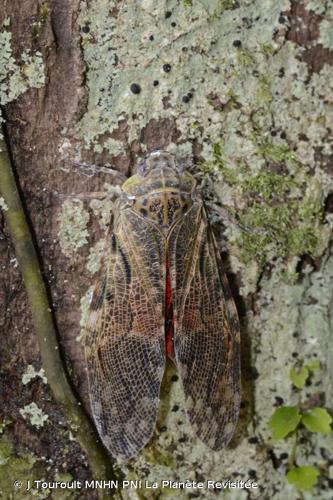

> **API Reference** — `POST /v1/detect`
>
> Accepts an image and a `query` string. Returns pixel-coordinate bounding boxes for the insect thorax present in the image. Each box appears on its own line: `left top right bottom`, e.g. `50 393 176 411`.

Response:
122 165 197 234
133 190 193 233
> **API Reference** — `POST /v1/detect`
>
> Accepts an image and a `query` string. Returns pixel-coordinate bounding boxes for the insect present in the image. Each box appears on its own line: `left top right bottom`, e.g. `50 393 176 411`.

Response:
83 151 241 459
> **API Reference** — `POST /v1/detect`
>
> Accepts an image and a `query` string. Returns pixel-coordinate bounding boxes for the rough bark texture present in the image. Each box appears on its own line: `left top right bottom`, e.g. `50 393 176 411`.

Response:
0 0 332 499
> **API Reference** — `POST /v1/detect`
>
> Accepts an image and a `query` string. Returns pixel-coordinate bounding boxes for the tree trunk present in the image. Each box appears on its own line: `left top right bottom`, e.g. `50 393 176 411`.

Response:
1 0 332 498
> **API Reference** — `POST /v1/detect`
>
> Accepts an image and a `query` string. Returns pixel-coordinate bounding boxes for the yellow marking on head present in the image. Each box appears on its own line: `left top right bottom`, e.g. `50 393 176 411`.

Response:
122 174 142 190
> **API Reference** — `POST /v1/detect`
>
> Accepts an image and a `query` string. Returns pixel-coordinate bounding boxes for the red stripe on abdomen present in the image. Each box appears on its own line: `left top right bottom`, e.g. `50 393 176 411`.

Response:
165 258 175 359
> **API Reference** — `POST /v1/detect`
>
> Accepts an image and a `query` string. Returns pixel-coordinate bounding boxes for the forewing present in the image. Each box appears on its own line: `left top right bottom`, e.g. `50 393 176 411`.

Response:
169 203 241 450
83 209 166 459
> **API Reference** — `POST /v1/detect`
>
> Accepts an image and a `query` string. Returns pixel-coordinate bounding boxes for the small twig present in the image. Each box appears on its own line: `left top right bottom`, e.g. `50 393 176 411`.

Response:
0 130 117 498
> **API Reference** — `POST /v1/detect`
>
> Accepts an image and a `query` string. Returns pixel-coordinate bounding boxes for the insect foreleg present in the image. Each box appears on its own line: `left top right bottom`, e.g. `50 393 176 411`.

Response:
206 202 263 234
63 159 126 183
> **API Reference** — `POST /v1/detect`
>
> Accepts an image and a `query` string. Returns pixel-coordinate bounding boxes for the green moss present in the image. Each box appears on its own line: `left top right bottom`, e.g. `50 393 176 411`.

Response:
288 227 319 256
219 0 239 10
53 473 77 499
256 75 273 104
256 138 297 164
260 43 277 56
243 171 295 201
31 23 42 40
241 201 323 264
206 139 325 266
240 211 321 265
0 435 13 465
0 435 45 499
40 3 50 23
32 3 50 40
236 48 255 67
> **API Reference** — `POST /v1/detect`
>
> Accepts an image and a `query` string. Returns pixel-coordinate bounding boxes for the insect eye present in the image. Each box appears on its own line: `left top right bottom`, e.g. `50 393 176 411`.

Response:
137 160 148 176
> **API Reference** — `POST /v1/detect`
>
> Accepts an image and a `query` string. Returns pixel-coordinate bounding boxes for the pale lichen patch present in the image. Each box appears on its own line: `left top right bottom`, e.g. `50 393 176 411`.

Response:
0 20 44 140
319 19 333 50
306 1 328 15
0 19 45 106
0 197 8 211
78 287 95 342
74 0 333 496
22 365 47 385
77 0 290 153
57 199 90 258
86 239 106 275
88 183 121 230
19 402 49 428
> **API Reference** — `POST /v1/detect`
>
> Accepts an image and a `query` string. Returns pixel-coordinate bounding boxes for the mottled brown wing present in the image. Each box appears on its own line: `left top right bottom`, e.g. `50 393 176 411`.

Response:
169 202 241 450
83 209 166 459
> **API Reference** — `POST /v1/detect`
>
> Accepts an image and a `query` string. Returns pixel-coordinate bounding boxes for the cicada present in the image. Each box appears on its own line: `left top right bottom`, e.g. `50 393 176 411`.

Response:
83 151 240 459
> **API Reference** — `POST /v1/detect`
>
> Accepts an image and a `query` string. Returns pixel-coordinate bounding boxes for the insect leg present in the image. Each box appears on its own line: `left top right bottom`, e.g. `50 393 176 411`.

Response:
206 202 263 234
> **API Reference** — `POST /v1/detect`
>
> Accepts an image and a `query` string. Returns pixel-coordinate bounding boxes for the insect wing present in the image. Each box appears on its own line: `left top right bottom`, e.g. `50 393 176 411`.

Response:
169 201 241 449
84 208 166 459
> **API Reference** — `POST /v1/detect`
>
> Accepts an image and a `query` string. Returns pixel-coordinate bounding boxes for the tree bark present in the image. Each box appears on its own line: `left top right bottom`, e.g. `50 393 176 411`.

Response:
1 0 332 498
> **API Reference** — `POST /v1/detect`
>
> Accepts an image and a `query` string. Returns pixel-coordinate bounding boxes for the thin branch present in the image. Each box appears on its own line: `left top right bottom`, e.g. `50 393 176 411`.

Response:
0 130 117 498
